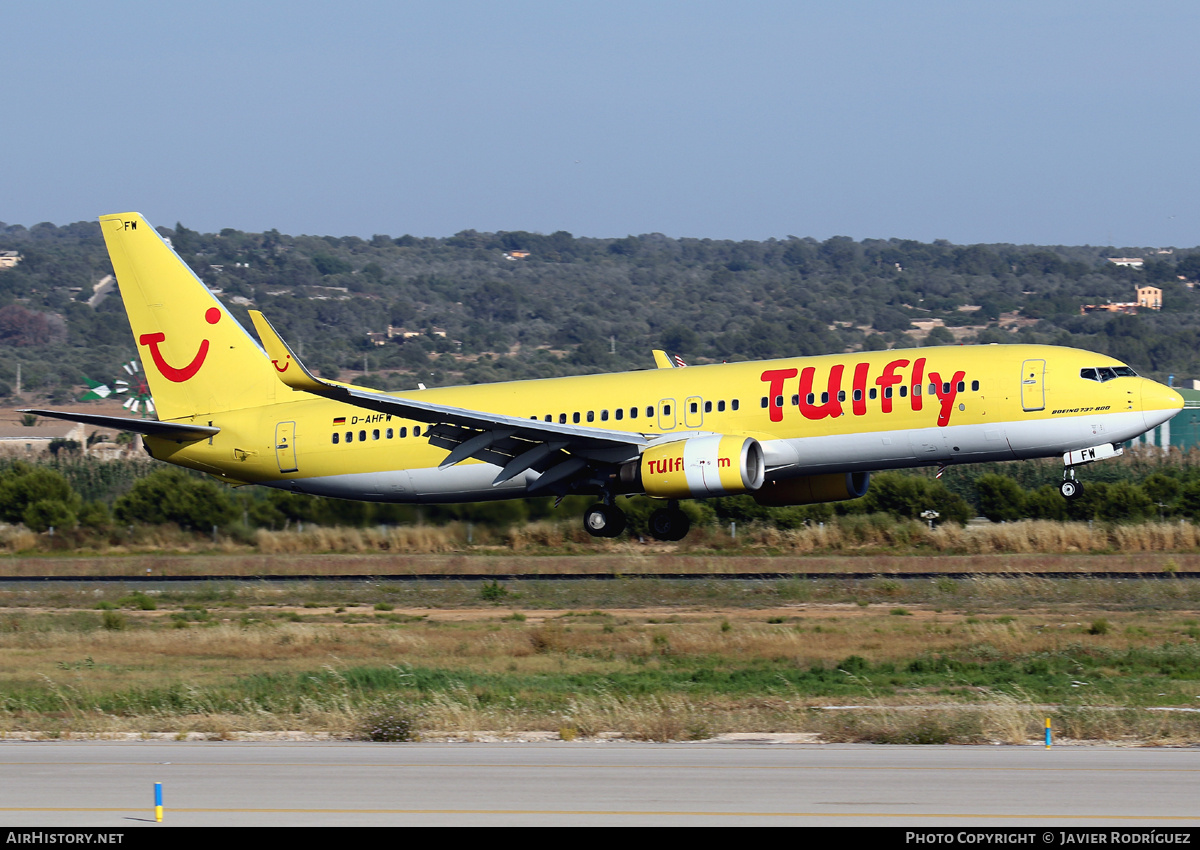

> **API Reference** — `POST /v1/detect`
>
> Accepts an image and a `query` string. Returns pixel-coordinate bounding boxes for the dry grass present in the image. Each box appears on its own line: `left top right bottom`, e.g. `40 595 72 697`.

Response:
694 519 1200 555
1 592 1198 743
3 547 1200 580
256 525 464 555
6 514 1200 560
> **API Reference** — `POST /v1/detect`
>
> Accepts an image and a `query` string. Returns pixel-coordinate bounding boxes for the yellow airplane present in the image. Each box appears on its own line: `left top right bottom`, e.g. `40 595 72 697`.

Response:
25 213 1186 540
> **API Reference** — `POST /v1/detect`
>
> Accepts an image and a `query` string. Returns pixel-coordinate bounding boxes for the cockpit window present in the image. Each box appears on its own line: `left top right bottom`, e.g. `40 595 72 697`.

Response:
1081 366 1138 382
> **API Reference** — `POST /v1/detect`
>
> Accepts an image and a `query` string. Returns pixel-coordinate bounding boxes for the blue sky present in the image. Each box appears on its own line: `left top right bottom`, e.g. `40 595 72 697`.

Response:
4 1 1197 246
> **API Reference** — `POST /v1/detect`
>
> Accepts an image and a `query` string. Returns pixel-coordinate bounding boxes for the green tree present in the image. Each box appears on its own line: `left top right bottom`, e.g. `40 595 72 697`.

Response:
0 464 80 525
975 474 1026 522
1022 485 1069 521
114 468 236 532
1095 482 1154 523
1176 480 1200 520
858 472 971 525
23 499 77 533
1141 472 1181 515
925 326 955 345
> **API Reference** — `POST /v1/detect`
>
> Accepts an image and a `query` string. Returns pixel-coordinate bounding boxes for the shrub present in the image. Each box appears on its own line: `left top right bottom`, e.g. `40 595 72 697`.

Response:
359 708 419 742
118 592 157 611
480 580 508 602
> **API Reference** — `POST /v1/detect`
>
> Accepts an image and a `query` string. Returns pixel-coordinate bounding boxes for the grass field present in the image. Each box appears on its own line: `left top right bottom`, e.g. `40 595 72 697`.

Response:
0 549 1198 578
2 567 1199 744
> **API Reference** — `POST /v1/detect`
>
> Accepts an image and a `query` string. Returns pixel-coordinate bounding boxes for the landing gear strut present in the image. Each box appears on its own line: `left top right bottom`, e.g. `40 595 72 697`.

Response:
1060 468 1083 500
583 502 627 538
648 502 690 541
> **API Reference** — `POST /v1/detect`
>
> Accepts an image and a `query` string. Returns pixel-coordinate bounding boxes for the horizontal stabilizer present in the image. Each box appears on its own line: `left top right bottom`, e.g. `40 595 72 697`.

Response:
19 409 219 441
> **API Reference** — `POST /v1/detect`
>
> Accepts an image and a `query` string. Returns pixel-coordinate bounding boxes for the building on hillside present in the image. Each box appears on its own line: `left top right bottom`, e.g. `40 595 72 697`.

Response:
0 251 21 269
1080 285 1162 315
0 420 86 455
367 326 448 345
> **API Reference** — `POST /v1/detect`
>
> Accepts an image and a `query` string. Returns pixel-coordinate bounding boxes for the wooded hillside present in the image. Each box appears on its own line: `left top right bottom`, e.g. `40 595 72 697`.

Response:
1 218 1198 401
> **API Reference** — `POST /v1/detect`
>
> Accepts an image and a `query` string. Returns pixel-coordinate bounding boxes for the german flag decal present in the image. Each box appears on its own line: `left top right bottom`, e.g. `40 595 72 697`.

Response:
333 417 346 425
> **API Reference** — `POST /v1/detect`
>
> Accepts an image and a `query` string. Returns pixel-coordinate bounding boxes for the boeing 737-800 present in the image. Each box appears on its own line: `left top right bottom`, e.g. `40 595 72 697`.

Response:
25 213 1185 541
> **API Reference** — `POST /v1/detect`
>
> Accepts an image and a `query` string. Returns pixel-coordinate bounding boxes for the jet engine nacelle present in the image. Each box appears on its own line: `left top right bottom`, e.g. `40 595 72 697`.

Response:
625 435 765 499
752 471 870 507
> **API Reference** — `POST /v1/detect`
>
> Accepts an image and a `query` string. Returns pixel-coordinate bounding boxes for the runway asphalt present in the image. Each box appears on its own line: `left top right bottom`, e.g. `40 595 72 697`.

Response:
0 741 1197 826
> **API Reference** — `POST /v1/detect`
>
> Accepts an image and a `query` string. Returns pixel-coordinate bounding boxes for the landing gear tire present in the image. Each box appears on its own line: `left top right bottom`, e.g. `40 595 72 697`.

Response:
584 504 626 538
648 508 690 541
1060 479 1083 500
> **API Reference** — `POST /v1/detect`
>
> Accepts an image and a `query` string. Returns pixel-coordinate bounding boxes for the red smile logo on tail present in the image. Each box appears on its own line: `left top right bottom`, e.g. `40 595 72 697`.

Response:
139 308 221 383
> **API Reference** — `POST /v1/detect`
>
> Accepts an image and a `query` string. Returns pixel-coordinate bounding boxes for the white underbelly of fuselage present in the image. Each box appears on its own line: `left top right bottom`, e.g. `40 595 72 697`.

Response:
765 410 1149 478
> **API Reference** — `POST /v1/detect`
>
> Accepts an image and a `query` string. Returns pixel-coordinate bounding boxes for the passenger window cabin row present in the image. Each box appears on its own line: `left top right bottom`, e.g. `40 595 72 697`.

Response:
329 399 748 444
332 426 420 444
761 381 980 409
532 399 741 425
331 379 993 444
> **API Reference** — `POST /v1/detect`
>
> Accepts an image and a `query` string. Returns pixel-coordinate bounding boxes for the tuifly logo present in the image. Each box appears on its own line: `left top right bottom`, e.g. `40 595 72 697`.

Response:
139 307 221 383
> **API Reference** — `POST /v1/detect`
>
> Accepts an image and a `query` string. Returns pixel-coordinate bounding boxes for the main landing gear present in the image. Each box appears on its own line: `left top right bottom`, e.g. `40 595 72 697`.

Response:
582 499 691 541
583 502 626 538
648 503 690 541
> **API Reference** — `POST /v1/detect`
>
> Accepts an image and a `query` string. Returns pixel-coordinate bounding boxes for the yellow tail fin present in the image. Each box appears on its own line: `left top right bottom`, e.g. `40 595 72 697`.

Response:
99 213 277 419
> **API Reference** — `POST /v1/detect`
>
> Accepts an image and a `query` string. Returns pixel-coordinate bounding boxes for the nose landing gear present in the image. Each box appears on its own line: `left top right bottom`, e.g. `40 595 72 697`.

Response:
1060 468 1083 500
1059 443 1124 500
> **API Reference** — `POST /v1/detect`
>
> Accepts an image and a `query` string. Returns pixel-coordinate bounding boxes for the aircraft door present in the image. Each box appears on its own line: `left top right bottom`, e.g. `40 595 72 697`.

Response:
684 396 704 429
1021 359 1046 411
658 399 677 430
275 421 298 473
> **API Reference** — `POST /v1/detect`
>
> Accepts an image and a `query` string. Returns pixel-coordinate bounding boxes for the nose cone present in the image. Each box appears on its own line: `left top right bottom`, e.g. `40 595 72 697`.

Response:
1142 380 1184 431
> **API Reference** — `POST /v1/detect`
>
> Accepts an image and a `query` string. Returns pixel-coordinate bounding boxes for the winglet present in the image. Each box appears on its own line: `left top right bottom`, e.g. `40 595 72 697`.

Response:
652 349 674 369
248 310 333 394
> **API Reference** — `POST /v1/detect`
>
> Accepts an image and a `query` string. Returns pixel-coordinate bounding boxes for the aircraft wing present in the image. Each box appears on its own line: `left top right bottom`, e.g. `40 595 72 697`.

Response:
18 409 219 441
248 311 651 492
